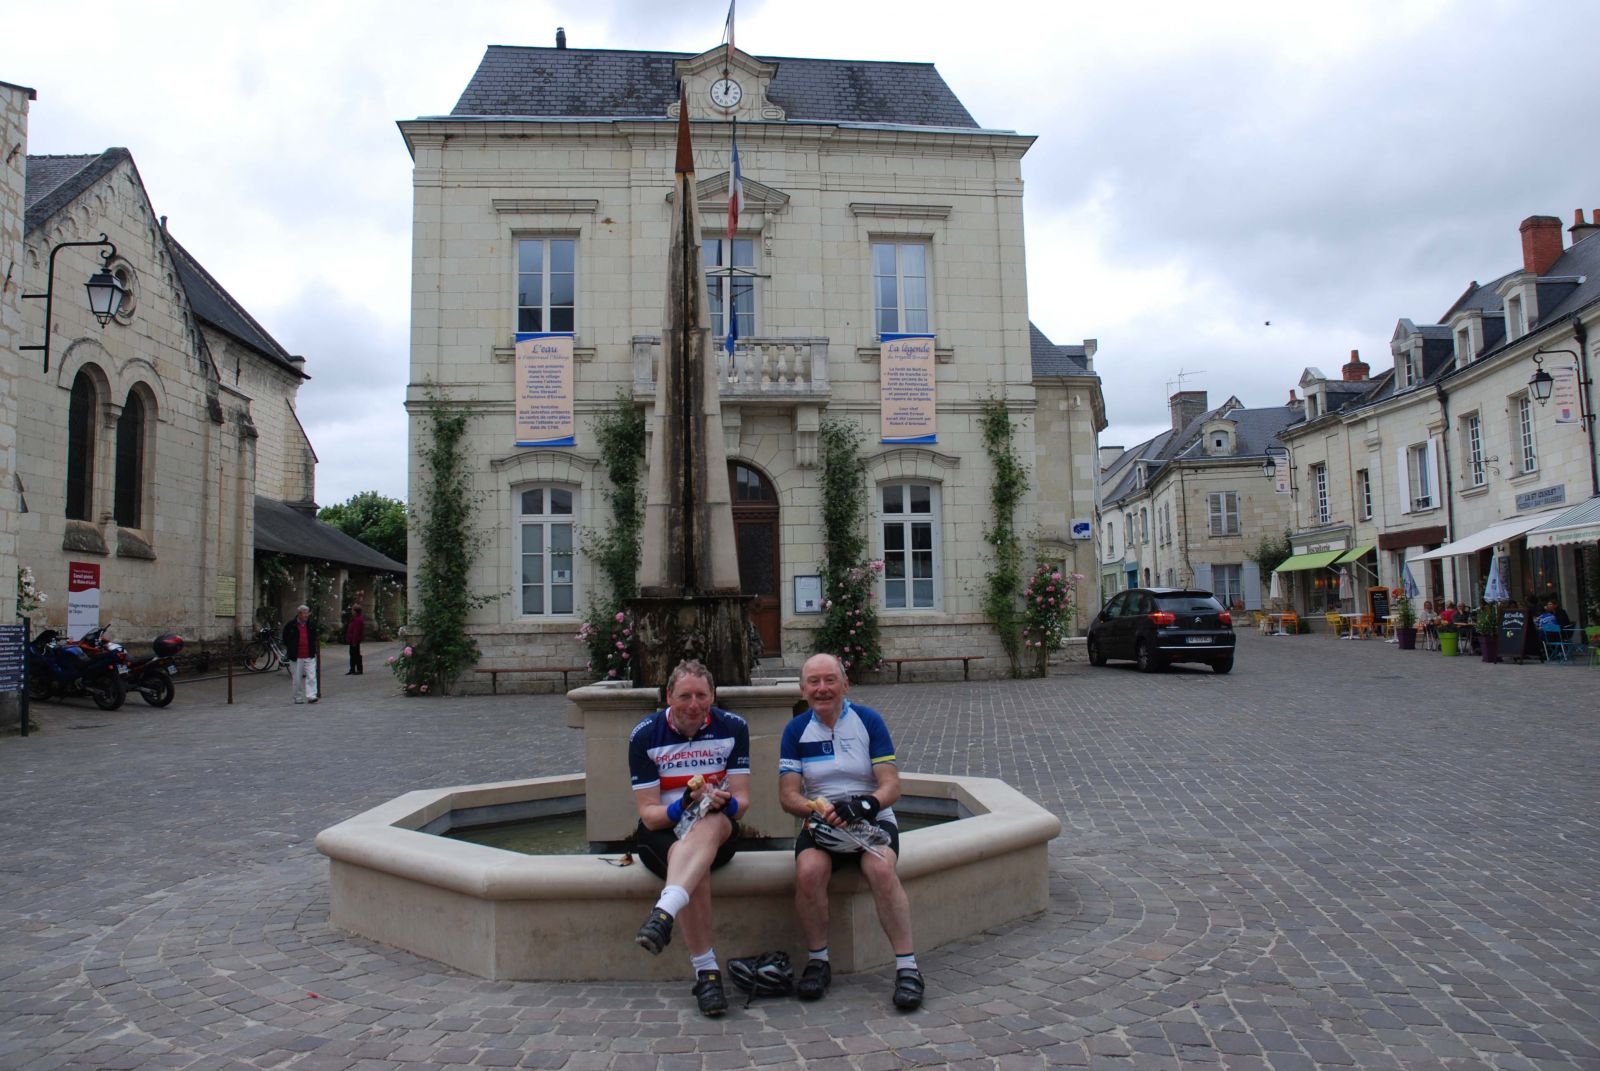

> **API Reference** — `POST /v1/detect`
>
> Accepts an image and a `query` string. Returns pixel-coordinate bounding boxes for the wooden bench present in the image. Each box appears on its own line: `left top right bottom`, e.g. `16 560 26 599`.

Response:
475 665 590 694
884 655 984 682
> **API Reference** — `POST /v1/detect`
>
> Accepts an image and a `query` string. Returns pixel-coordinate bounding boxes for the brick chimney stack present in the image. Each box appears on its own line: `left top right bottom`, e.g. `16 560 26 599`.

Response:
1520 215 1564 275
1286 389 1301 410
1342 349 1370 382
1169 390 1208 434
1571 209 1600 246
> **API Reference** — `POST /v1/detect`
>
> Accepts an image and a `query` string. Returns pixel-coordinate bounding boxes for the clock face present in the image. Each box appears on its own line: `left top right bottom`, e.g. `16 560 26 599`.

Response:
709 78 743 108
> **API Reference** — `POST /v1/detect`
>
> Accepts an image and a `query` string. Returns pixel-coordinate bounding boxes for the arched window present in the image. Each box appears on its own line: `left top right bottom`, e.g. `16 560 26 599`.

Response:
114 390 147 528
66 371 97 520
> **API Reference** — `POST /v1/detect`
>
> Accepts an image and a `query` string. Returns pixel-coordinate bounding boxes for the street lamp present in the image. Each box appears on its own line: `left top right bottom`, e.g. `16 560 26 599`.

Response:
20 233 126 374
1262 446 1288 479
1528 351 1555 404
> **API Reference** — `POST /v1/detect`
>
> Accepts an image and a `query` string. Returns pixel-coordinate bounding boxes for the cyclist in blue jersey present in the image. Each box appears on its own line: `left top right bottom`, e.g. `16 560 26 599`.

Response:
779 652 924 1010
628 659 750 1017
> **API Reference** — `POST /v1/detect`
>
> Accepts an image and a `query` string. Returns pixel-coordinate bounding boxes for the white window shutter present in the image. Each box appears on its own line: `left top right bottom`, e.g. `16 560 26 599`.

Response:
1192 562 1212 593
1242 561 1262 609
1428 437 1441 507
1396 446 1410 514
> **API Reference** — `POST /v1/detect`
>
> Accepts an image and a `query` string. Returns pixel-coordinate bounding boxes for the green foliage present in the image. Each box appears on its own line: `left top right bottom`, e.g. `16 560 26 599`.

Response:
578 393 648 680
1391 586 1416 629
1021 561 1083 677
254 552 291 625
1585 546 1600 621
979 398 1028 676
1475 601 1501 633
404 385 499 695
319 491 408 564
1248 529 1294 575
814 419 882 673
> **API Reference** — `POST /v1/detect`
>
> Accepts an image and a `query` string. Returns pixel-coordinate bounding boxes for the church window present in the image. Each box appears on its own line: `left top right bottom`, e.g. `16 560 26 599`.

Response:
66 371 97 521
114 390 148 528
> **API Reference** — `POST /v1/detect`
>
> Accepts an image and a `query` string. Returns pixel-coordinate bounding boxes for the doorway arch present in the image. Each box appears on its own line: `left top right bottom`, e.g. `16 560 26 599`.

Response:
728 461 780 657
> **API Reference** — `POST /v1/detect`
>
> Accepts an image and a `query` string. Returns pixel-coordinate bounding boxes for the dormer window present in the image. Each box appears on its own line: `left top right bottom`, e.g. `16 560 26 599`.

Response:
1134 462 1146 488
1454 326 1473 365
1397 347 1421 388
1507 294 1526 340
1306 395 1320 419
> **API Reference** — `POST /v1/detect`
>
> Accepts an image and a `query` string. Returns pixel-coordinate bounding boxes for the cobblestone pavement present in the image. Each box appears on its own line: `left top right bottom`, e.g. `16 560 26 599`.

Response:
2 633 1598 1070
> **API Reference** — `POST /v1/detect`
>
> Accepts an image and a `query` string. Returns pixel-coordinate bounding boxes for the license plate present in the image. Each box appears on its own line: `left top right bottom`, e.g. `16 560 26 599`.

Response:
166 665 178 676
1185 636 1212 644
117 664 130 673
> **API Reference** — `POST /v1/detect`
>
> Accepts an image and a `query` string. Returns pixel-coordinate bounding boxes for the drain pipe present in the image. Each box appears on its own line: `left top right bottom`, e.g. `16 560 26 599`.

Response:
1436 383 1459 602
1574 315 1599 498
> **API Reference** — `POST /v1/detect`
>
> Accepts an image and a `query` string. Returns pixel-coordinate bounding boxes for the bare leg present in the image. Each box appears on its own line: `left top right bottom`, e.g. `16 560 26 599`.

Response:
663 814 732 955
860 848 914 954
795 848 834 950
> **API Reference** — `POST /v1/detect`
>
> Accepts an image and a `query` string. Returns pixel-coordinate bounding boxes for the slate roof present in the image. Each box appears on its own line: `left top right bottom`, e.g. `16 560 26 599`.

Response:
451 46 980 129
24 149 128 234
167 235 304 376
1101 399 1296 509
1029 322 1091 376
254 497 405 573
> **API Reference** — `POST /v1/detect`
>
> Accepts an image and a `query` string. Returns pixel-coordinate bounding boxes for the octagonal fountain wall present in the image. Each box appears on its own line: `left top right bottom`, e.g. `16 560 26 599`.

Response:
315 681 1061 981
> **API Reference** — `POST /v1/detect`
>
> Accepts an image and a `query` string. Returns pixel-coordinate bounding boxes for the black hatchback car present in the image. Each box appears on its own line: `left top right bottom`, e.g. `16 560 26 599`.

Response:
1087 588 1236 673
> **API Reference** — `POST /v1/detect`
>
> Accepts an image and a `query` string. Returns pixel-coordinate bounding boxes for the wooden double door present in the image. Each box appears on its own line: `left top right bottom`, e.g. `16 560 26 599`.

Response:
729 461 779 656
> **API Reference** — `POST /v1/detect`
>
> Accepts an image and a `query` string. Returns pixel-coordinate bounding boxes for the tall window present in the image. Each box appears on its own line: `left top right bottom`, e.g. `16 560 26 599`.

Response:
881 482 938 609
1358 468 1373 519
1455 326 1473 365
1105 520 1115 557
1207 491 1239 536
1312 463 1330 523
871 241 930 335
516 238 576 333
517 487 576 616
1408 444 1432 508
1139 508 1149 544
1506 294 1525 339
1212 564 1242 606
1463 413 1485 486
1515 394 1537 473
114 390 147 528
1400 349 1420 387
703 237 755 342
66 371 97 521
1124 513 1134 549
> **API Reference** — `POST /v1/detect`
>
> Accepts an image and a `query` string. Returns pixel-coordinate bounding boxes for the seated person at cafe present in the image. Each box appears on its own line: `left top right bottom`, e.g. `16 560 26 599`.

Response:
1440 601 1457 625
1539 598 1572 632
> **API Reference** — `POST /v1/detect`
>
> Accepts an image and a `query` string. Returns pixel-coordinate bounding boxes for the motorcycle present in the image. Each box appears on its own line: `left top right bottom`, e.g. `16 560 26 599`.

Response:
77 626 184 708
26 629 127 710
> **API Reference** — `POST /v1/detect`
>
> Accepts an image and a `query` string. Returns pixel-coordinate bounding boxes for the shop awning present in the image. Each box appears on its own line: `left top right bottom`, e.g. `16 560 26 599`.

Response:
1274 550 1344 572
1334 545 1374 564
1525 496 1600 548
1411 508 1569 561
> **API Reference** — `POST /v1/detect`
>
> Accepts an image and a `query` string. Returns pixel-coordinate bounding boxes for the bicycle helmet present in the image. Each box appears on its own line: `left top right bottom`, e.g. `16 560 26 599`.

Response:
727 951 794 1006
806 817 868 854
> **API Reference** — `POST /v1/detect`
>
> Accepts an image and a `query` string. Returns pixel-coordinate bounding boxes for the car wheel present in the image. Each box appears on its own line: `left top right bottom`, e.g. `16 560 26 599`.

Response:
1212 657 1234 675
1135 639 1163 673
1087 637 1106 666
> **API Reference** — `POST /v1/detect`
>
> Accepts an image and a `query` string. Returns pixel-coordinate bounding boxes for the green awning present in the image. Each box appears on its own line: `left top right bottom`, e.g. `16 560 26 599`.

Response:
1334 545 1374 563
1274 550 1344 572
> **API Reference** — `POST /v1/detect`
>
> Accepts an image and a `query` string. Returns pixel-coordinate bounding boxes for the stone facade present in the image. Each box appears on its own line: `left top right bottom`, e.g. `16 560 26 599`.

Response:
403 43 1103 681
0 80 32 626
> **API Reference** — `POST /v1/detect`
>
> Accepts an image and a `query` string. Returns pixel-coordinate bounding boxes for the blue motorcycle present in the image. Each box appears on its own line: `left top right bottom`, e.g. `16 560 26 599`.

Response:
26 629 127 710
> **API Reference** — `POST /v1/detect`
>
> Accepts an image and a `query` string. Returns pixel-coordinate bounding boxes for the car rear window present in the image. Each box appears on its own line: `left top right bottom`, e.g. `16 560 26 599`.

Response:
1156 594 1223 613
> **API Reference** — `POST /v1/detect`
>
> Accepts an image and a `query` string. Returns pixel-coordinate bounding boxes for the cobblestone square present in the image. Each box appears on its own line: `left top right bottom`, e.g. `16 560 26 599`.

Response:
2 633 1597 1069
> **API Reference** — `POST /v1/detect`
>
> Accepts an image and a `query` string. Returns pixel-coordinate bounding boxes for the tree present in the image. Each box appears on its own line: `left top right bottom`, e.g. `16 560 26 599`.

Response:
319 492 407 563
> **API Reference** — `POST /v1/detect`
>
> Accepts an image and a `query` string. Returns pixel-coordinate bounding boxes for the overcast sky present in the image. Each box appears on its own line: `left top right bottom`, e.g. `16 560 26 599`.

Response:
7 0 1596 503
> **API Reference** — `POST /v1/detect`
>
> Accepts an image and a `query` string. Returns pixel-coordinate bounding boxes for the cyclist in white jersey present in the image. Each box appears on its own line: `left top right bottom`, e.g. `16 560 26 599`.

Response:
778 652 924 1010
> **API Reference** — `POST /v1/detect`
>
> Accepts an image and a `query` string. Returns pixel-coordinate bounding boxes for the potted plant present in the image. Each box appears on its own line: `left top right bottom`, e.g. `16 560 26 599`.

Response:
1437 620 1459 657
1392 587 1417 649
1476 602 1501 662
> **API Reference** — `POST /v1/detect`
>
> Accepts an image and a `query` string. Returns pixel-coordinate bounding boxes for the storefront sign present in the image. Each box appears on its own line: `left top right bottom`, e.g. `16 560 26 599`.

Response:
879 333 937 444
1515 485 1566 512
514 332 576 447
1551 363 1580 425
67 561 101 640
1294 540 1347 555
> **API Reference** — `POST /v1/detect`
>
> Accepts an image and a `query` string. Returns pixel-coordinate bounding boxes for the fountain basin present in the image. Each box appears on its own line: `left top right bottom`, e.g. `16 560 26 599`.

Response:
316 772 1061 981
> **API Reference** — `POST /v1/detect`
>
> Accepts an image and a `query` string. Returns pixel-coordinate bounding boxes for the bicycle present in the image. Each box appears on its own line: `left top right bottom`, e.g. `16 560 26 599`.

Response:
239 627 289 673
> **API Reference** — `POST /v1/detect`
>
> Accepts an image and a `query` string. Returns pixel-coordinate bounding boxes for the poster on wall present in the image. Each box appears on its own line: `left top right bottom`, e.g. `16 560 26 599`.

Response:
67 561 101 640
1551 363 1579 425
879 333 937 444
514 332 576 447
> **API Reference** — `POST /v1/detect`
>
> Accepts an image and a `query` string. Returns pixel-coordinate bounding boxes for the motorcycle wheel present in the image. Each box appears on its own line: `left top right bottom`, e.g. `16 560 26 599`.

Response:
26 672 52 702
91 674 126 711
139 674 176 708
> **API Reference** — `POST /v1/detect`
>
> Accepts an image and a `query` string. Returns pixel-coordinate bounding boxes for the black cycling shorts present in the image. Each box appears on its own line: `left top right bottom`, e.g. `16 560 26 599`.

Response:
794 818 900 870
634 817 741 880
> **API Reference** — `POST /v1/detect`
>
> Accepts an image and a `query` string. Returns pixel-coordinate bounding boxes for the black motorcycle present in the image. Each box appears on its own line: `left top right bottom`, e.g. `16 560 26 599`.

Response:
82 627 184 708
26 629 127 710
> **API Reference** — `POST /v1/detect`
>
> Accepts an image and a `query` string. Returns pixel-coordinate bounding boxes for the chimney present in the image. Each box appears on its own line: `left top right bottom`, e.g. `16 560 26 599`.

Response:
1342 348 1370 382
1520 215 1564 275
1098 445 1124 472
1571 208 1600 246
1287 389 1301 410
555 26 567 49
1169 390 1207 434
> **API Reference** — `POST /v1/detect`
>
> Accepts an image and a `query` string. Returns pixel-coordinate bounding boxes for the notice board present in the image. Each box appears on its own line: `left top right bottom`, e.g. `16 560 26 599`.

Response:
1499 608 1536 663
1366 586 1390 624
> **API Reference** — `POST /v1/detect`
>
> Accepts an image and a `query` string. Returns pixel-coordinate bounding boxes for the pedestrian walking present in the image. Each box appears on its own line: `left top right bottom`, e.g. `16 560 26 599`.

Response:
282 604 319 704
345 606 365 675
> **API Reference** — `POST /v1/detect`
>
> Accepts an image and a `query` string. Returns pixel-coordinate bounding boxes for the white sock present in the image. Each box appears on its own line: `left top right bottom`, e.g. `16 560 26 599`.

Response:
654 885 690 918
895 953 918 971
809 946 830 963
691 949 719 974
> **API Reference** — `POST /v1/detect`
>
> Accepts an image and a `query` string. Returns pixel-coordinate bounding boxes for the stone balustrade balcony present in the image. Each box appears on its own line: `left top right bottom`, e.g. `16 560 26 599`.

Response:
631 335 831 406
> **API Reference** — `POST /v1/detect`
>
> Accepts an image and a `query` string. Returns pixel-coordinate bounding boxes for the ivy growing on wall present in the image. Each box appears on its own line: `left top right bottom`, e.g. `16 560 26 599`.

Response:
980 398 1028 676
578 392 648 679
403 384 499 694
814 418 883 673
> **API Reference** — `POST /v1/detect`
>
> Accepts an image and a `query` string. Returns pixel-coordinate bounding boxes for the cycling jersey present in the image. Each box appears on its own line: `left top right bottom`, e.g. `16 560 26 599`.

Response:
628 706 751 806
778 699 898 825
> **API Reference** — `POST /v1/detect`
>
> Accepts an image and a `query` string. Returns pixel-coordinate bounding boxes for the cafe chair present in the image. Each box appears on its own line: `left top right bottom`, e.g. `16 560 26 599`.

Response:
1324 612 1344 637
1539 619 1574 664
1279 612 1299 636
1347 613 1373 640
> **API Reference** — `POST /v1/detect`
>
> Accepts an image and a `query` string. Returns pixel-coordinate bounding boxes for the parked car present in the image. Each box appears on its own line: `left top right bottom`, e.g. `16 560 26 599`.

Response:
1087 588 1236 674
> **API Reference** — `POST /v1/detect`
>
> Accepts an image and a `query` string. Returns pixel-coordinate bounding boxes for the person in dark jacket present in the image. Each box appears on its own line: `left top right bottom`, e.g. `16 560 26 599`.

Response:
282 605 319 704
345 605 366 675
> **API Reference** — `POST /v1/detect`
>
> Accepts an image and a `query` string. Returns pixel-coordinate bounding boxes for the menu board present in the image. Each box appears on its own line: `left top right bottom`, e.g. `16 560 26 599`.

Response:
0 624 24 693
1499 608 1535 663
1366 586 1390 624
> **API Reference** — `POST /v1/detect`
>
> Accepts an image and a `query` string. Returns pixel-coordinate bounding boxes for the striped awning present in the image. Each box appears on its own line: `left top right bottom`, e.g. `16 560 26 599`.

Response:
1274 550 1344 572
1525 496 1600 548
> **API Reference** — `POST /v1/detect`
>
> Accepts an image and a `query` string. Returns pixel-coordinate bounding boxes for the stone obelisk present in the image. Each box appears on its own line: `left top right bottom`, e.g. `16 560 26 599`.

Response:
629 88 751 690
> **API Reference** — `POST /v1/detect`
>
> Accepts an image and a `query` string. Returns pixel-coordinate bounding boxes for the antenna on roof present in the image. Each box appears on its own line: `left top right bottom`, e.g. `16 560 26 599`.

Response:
1165 368 1206 396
